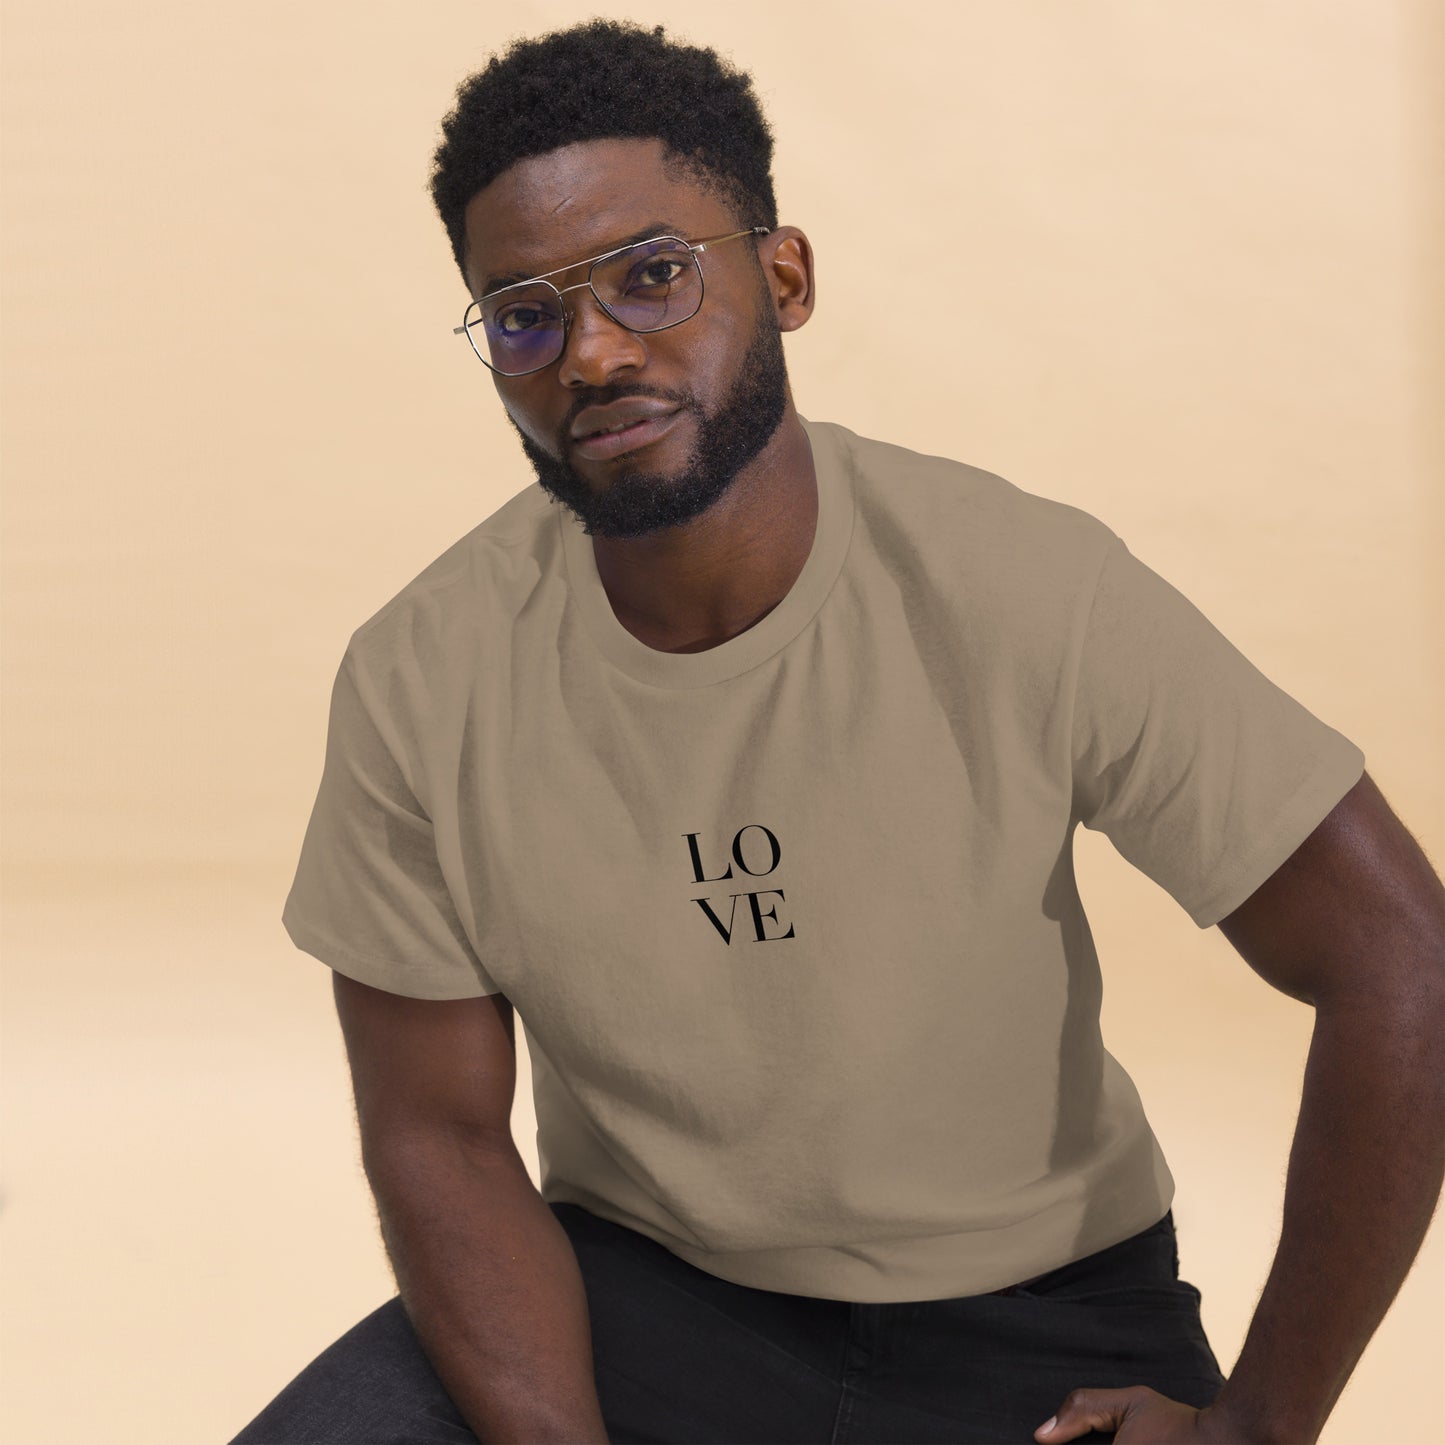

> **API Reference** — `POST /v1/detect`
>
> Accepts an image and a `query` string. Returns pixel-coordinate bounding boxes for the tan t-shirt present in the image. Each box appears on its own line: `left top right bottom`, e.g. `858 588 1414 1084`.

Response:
282 414 1364 1302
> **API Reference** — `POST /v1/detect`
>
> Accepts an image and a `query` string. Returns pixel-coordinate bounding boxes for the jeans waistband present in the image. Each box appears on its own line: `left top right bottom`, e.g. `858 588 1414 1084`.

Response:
984 1210 1174 1297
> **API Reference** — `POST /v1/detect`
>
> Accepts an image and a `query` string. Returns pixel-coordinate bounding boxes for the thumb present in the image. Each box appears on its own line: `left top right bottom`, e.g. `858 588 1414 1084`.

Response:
1034 1387 1137 1441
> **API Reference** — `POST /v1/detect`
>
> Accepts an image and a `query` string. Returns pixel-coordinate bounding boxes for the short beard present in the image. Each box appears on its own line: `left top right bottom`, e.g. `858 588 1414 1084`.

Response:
504 300 791 540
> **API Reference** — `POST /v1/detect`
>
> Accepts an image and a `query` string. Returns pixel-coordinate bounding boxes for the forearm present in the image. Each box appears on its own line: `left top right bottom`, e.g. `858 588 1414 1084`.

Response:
368 1131 610 1445
1209 990 1445 1444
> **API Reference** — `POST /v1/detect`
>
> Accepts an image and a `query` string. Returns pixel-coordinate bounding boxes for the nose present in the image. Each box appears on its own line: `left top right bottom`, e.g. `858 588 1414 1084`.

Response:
555 285 649 389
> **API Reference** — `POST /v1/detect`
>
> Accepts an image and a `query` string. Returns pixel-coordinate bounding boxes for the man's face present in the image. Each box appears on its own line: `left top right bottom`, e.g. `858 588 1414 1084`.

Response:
461 137 792 539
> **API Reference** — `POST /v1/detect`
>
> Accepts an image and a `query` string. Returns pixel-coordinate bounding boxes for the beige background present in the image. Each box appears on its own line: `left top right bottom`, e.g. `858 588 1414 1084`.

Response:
3 2 1442 1442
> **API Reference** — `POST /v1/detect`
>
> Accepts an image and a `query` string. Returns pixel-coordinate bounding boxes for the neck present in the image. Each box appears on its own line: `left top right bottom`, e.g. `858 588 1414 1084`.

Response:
590 407 817 654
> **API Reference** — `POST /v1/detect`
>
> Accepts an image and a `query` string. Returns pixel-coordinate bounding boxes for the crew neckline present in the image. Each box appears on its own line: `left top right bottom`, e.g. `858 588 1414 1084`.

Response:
558 414 855 689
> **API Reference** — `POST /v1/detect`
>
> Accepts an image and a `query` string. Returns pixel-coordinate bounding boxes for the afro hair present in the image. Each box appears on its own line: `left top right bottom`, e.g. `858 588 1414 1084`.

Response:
428 18 780 291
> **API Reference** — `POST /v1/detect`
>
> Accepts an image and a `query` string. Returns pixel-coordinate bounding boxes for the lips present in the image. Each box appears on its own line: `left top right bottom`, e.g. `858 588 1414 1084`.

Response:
571 398 680 440
571 409 684 461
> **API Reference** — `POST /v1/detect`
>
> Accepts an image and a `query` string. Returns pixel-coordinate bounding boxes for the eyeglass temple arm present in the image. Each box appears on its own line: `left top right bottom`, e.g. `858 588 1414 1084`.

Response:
692 225 771 253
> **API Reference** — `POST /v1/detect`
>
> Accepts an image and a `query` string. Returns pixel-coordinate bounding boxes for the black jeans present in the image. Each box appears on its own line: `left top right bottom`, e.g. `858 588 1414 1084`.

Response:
229 1202 1226 1444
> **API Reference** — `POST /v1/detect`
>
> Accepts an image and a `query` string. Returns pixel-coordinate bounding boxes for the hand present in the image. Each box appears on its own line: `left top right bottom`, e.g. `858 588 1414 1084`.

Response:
1035 1387 1254 1443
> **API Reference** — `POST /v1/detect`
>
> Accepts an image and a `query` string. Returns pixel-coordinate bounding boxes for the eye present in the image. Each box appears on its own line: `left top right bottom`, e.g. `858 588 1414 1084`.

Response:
626 257 689 291
496 304 551 334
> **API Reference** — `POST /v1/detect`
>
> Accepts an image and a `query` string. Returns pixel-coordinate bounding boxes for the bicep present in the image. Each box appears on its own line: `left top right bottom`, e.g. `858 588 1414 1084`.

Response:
1216 770 1445 1008
331 969 518 1164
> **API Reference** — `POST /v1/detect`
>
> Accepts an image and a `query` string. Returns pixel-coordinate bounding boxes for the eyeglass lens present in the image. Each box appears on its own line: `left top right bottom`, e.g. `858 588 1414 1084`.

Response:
463 238 702 374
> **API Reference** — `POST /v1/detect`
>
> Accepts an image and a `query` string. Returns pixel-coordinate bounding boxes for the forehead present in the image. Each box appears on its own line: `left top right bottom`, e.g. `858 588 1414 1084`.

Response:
462 136 734 297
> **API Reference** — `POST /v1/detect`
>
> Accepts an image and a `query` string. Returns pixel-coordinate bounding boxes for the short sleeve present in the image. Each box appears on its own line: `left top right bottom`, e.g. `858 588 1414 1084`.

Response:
282 647 502 998
1070 535 1366 929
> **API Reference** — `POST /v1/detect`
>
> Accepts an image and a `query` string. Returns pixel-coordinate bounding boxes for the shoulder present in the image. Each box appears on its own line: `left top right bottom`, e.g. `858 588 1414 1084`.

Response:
809 415 1117 601
345 481 557 684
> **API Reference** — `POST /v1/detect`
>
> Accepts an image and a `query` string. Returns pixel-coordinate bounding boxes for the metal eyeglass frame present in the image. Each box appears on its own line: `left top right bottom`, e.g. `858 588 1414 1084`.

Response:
452 226 771 376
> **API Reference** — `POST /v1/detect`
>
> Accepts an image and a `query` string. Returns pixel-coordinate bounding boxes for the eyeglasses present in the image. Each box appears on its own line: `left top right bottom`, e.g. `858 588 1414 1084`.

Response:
452 226 770 377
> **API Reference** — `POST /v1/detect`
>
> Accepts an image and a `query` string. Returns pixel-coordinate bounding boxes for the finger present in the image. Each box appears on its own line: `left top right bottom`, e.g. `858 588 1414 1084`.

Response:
1035 1386 1141 1441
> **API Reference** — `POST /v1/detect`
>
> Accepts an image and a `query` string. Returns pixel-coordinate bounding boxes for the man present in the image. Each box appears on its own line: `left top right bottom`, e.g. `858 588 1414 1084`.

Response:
232 18 1445 1445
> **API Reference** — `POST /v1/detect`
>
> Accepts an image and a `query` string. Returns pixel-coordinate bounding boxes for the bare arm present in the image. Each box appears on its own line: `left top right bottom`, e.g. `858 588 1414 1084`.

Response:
1033 772 1445 1445
334 971 610 1444
1205 771 1445 1444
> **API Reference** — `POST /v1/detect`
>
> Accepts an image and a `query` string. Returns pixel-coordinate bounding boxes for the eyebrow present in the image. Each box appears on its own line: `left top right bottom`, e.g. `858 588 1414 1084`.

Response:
480 221 687 297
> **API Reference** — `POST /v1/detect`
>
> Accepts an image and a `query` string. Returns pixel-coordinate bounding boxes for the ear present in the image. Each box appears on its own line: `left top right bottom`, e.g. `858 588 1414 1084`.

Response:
761 226 815 332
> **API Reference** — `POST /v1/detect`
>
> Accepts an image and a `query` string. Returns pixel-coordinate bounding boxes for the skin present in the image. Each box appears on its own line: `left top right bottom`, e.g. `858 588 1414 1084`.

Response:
461 136 818 654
